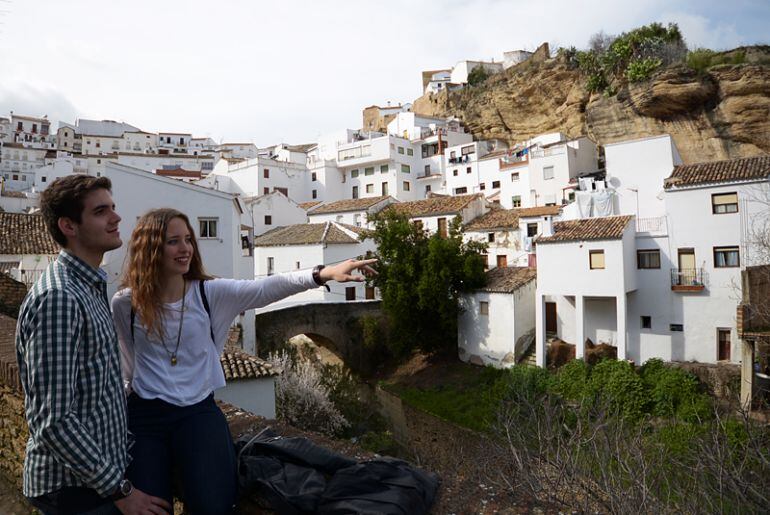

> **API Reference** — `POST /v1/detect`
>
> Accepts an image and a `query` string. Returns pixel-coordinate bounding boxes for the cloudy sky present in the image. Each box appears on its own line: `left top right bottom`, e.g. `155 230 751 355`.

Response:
0 0 767 145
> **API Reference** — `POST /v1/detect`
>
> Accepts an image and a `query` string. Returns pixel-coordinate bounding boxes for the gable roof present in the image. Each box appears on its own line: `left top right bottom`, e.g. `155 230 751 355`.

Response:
309 196 391 215
0 212 59 255
386 193 482 218
298 201 322 211
665 155 770 189
464 208 518 231
515 206 561 218
476 267 536 294
220 346 278 380
252 222 363 247
537 215 633 244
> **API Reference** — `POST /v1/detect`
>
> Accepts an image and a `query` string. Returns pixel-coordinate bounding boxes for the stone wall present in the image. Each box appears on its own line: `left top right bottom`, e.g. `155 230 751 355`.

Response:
0 386 27 489
0 274 26 319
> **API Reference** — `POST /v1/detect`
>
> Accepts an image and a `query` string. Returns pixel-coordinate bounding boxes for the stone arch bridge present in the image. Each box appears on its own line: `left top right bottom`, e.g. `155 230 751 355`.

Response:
253 300 384 374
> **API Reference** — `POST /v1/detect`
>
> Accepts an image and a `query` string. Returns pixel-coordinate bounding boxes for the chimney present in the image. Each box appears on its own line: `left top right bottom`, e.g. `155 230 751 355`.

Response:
542 215 553 237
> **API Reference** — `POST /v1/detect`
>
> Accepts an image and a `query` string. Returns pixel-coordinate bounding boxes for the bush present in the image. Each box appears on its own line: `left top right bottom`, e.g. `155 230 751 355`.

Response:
553 358 590 400
268 351 349 436
640 359 712 421
467 65 489 86
626 57 662 82
588 359 649 421
687 48 747 73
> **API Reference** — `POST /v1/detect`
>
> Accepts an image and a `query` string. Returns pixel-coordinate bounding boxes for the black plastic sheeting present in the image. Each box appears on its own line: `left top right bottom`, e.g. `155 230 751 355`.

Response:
235 428 439 514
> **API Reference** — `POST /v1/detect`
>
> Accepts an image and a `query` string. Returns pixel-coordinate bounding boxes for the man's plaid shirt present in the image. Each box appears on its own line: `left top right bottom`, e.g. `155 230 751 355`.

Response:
16 250 128 497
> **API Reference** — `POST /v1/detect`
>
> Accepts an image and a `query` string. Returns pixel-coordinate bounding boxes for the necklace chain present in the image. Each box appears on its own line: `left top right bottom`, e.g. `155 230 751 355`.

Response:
159 281 186 366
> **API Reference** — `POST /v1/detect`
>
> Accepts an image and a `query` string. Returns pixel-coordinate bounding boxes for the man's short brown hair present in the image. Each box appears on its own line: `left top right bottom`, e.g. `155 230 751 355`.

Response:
39 175 113 247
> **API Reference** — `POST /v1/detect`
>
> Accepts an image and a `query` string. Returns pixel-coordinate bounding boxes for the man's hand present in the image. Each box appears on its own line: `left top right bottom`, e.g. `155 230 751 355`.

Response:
319 258 378 283
114 488 171 515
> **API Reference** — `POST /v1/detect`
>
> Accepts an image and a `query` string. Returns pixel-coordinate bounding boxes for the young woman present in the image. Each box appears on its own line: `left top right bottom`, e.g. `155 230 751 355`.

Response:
111 208 374 513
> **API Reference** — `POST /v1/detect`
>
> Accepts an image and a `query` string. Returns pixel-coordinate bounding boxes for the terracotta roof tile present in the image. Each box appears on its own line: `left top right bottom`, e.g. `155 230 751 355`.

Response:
464 208 518 231
536 215 633 244
309 196 391 215
476 267 536 293
220 346 278 380
252 222 362 247
298 201 322 211
0 212 59 254
665 155 770 188
514 206 561 218
386 193 482 218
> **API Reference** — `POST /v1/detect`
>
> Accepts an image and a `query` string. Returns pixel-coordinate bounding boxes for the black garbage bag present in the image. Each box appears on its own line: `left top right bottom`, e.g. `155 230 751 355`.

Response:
235 429 439 515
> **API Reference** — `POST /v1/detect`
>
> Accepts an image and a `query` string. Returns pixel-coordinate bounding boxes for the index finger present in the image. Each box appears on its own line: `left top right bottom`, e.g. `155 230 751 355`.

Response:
355 258 378 266
150 495 173 509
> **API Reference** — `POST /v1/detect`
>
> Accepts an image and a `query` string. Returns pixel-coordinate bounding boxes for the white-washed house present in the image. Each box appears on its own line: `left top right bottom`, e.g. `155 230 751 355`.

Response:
307 196 396 229
463 208 521 269
215 346 279 418
387 193 490 236
0 212 59 287
458 267 537 368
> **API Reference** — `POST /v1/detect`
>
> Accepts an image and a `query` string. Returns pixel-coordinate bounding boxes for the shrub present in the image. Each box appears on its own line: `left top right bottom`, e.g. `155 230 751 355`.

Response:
467 65 489 86
626 57 662 82
640 359 712 421
553 358 590 400
587 359 649 421
268 350 349 436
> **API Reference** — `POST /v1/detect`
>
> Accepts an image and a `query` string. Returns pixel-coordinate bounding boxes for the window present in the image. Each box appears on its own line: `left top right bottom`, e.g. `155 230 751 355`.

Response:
450 151 456 159
479 301 489 315
364 167 374 176
407 148 413 156
263 168 269 178
455 187 467 194
712 192 738 214
438 217 448 238
267 257 274 276
199 218 218 238
492 180 500 189
461 145 474 155
403 181 410 191
401 164 410 173
365 286 375 300
641 316 652 329
264 215 272 225
488 233 495 243
351 169 359 178
480 183 486 191
345 287 356 301
543 166 554 180
589 250 605 269
311 172 317 181
365 184 374 193
714 246 739 268
263 187 270 195
312 190 317 199
637 249 661 269
354 214 362 227
527 223 538 237
466 167 472 174
381 182 389 195
296 261 301 270
453 169 458 176
670 323 683 332
718 328 731 360
511 172 519 181
512 195 522 208
425 185 431 193
398 147 405 154
424 164 431 174
380 164 388 173
352 186 359 199
41 176 47 182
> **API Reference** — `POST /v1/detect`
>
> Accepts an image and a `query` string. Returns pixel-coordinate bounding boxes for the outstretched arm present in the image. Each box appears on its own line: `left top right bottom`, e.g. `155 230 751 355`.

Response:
317 258 378 283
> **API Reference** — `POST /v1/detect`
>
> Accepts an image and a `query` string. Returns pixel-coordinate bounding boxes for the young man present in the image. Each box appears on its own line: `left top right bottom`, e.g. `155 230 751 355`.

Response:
15 175 170 515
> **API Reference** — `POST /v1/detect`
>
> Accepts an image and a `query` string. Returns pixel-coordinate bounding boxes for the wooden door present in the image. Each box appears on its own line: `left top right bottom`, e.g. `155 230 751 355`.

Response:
717 329 731 361
496 255 508 268
678 248 696 270
545 302 557 334
437 217 447 238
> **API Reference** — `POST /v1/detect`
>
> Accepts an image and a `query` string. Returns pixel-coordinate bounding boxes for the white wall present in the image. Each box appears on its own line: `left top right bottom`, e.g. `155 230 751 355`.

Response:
247 193 307 237
214 377 276 419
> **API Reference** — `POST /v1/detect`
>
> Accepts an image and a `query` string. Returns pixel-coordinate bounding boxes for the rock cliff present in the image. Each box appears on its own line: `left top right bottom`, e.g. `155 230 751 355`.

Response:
411 45 770 164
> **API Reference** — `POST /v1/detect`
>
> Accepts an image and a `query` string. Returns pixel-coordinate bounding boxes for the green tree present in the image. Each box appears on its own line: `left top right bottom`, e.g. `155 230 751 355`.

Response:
467 65 490 86
367 211 486 356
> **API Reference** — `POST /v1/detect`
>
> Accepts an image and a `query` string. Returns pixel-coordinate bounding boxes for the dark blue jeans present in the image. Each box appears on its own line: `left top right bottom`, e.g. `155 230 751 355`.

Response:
27 487 120 515
126 393 236 514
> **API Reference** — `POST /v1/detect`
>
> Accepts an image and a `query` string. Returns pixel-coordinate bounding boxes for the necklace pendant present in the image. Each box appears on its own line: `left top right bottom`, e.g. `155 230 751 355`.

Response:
171 356 178 366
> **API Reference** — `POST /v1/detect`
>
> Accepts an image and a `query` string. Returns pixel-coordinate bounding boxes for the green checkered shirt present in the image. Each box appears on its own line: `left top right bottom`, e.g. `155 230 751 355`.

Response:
16 250 128 497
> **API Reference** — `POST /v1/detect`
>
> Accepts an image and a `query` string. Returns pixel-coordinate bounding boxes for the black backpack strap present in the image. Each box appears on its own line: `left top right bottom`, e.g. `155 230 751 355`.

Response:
198 280 216 344
130 307 136 343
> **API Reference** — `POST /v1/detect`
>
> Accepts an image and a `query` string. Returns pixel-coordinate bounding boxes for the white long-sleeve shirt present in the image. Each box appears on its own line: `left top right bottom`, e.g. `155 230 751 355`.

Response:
111 271 318 406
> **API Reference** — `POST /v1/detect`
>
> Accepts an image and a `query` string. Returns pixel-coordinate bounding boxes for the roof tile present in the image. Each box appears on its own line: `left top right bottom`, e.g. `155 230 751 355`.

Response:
252 222 362 247
0 213 59 255
220 346 278 380
309 196 391 215
514 206 561 218
536 215 633 244
386 193 482 218
476 267 537 293
464 208 518 231
665 155 770 188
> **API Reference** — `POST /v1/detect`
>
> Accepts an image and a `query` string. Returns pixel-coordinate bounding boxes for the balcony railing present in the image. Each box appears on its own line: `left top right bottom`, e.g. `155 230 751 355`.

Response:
636 216 667 234
671 268 705 291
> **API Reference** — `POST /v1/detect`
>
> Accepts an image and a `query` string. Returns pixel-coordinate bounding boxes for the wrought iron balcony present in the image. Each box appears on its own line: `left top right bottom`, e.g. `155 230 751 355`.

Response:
671 268 705 291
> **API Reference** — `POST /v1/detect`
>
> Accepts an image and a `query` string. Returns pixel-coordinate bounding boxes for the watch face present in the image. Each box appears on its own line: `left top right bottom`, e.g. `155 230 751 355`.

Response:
120 479 132 496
